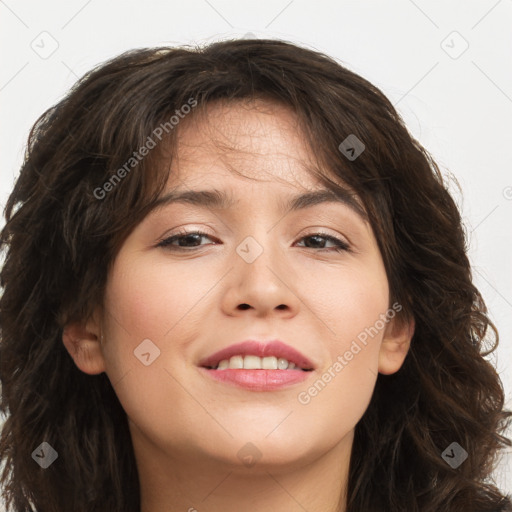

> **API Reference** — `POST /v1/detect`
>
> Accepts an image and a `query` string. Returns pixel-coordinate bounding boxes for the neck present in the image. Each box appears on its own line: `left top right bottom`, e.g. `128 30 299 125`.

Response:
132 424 352 512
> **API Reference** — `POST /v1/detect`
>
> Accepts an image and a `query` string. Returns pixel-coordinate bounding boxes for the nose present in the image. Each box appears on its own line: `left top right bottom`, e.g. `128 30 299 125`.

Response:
221 234 300 318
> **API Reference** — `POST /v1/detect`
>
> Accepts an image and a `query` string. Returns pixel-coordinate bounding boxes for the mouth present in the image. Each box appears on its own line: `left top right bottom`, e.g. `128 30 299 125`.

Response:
197 340 315 391
198 340 315 372
204 354 313 371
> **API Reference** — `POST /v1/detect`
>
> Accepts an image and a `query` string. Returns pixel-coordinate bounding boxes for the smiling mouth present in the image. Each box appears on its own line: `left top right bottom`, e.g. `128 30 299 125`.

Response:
204 354 314 371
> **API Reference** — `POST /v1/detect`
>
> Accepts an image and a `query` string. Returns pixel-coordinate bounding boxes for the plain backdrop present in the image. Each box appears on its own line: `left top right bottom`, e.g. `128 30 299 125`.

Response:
0 0 511 508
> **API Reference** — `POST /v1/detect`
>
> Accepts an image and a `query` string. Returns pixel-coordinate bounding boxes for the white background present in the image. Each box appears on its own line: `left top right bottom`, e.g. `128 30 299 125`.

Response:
0 0 511 508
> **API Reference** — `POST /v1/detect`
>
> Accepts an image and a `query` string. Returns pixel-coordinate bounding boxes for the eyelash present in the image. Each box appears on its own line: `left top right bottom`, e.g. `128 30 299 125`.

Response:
157 229 351 253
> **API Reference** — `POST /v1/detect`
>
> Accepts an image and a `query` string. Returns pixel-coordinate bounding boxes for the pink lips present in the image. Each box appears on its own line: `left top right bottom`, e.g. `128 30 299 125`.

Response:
198 340 315 392
199 340 315 370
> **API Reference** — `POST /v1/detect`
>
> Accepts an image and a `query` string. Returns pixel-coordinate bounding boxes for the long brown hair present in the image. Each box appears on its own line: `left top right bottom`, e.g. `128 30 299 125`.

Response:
1 38 511 512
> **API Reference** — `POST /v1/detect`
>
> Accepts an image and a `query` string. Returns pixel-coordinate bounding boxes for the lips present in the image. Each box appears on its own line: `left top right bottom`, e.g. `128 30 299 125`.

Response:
198 340 315 371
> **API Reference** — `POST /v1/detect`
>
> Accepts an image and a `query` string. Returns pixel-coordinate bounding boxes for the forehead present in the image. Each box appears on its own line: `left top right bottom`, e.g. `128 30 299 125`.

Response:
170 99 325 190
152 100 367 220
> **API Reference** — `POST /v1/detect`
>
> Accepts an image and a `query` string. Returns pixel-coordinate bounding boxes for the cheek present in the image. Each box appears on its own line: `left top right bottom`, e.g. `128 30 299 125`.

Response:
292 263 387 434
104 255 210 340
99 252 219 397
308 261 389 353
99 256 208 442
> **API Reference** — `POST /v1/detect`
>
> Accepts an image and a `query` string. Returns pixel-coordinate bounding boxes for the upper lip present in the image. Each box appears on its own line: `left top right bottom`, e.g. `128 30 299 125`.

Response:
199 340 315 370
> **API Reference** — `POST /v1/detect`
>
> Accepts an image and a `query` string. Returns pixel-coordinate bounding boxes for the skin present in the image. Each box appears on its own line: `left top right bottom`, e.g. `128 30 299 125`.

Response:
63 99 414 512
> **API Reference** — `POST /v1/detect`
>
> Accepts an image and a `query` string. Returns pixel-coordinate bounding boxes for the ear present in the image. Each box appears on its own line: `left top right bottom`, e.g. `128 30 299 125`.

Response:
62 309 106 375
378 314 415 375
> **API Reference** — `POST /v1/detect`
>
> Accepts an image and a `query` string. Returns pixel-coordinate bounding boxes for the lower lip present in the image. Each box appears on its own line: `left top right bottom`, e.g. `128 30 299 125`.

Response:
199 368 312 391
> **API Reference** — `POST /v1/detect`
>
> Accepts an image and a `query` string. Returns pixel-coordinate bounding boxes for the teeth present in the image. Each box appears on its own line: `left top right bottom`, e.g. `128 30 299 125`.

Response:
229 355 244 369
244 355 261 369
262 356 277 369
214 355 300 370
277 357 289 370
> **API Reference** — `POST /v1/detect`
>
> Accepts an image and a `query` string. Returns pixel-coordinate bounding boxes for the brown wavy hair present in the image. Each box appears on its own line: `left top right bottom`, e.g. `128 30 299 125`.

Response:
0 38 511 512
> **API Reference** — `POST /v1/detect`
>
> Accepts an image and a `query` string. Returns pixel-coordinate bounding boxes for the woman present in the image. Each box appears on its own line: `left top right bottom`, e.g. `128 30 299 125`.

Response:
0 38 510 512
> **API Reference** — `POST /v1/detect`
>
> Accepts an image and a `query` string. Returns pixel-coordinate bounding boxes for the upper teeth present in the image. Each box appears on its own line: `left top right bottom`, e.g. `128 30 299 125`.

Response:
214 355 298 370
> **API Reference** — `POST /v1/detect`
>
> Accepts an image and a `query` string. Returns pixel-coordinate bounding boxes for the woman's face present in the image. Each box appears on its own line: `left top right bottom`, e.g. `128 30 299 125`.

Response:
67 99 411 472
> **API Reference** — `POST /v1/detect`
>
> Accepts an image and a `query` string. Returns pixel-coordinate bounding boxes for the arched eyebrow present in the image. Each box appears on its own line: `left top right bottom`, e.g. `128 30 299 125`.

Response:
149 187 367 221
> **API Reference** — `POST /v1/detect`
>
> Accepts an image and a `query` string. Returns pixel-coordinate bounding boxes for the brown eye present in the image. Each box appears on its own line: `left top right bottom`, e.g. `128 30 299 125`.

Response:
157 230 214 250
295 233 350 253
157 230 350 253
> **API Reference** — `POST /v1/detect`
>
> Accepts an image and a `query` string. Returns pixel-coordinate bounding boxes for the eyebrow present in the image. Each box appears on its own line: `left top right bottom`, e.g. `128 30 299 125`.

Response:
149 187 367 220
